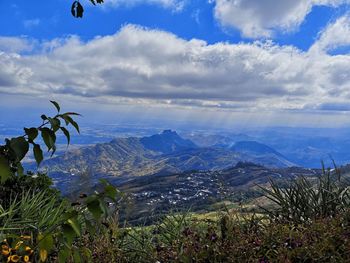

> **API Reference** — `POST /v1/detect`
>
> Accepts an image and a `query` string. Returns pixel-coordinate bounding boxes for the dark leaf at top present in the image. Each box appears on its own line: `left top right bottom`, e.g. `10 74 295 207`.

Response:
71 1 84 18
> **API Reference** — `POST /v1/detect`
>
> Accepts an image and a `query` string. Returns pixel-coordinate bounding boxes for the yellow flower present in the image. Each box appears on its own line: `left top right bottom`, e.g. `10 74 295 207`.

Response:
23 255 30 263
1 245 9 250
39 249 47 262
1 245 10 256
25 247 33 255
8 255 20 262
1 248 10 257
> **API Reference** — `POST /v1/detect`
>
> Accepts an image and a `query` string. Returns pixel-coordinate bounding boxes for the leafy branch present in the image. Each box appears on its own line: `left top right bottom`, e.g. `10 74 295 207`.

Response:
71 0 104 18
0 101 80 183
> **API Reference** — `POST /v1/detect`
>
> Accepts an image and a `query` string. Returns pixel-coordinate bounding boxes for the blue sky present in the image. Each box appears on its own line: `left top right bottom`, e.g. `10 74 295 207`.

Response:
1 0 350 128
1 1 344 49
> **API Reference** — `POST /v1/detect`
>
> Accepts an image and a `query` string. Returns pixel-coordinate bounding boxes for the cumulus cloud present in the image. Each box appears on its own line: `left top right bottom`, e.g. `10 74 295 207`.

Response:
310 14 350 53
0 19 350 112
0 37 35 53
213 0 349 38
0 52 33 88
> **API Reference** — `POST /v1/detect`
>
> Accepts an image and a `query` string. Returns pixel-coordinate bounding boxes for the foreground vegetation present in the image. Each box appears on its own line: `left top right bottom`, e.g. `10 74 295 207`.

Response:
2 176 350 262
1 102 350 262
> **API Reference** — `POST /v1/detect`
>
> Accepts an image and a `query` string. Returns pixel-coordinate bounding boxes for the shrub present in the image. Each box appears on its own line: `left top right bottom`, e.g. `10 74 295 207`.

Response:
260 162 350 223
76 208 350 262
0 172 58 209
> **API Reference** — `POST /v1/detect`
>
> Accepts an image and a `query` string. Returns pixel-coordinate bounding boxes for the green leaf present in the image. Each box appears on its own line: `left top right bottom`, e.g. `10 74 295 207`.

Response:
99 201 108 217
41 114 48 121
73 250 82 263
38 233 54 253
60 127 70 145
33 143 44 166
90 0 96 5
50 100 61 112
71 1 84 18
58 112 81 133
60 115 69 125
62 224 76 246
67 218 81 237
85 220 96 235
61 114 80 134
69 118 80 134
66 112 81 116
81 248 92 263
62 210 79 221
104 184 117 201
87 199 103 220
9 137 29 161
24 128 38 141
41 128 56 151
48 117 61 132
17 162 24 176
100 178 108 186
0 155 12 183
61 114 72 125
58 247 70 263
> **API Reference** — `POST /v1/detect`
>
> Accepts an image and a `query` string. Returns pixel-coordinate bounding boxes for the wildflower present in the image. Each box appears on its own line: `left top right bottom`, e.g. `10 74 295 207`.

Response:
1 248 10 257
209 233 218 242
8 255 20 262
23 255 30 263
40 249 48 262
1 244 10 256
25 246 33 255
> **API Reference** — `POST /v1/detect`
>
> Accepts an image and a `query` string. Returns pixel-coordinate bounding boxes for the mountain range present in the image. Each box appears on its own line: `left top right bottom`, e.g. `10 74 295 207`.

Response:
183 128 350 168
41 130 295 177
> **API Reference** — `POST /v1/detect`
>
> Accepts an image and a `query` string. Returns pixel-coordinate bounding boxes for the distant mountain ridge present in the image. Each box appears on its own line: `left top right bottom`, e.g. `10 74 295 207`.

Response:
41 130 295 177
230 141 295 167
140 130 197 154
231 141 284 156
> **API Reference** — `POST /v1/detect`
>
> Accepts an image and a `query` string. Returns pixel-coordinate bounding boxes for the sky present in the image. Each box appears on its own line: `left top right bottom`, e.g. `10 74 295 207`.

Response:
1 0 350 129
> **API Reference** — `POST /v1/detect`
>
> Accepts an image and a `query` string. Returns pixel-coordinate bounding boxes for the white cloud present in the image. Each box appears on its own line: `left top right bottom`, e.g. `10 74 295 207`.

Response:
1 20 350 114
310 14 350 53
0 37 35 53
0 52 33 88
213 0 349 38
